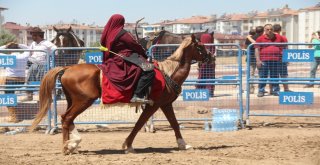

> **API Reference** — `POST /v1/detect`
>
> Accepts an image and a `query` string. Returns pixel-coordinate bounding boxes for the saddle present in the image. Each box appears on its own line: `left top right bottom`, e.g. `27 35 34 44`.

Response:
123 53 154 71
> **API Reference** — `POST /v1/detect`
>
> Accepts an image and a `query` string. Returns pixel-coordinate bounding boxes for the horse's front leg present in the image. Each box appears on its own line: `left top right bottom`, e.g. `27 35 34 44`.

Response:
160 104 192 150
123 105 159 153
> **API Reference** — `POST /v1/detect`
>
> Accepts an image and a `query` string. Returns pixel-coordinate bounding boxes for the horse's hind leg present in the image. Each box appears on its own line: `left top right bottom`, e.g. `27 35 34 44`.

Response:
160 103 192 150
123 105 159 153
61 99 95 155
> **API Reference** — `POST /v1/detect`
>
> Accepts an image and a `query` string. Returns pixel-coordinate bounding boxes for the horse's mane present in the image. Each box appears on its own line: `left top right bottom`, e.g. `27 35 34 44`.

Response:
69 31 84 47
157 37 192 76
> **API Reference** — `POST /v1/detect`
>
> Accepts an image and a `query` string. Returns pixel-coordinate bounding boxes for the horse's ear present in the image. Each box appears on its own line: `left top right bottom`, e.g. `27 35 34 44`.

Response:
191 34 196 43
53 26 58 32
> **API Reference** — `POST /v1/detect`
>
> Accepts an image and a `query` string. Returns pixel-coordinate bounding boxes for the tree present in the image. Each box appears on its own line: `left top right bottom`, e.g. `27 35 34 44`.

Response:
0 29 16 46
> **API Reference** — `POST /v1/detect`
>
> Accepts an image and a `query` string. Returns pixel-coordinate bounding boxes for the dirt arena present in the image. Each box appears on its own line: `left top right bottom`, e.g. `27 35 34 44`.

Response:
0 116 319 165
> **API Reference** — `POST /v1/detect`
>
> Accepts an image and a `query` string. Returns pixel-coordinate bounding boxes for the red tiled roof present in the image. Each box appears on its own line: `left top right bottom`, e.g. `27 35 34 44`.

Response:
299 5 320 11
169 16 212 24
3 22 29 30
221 14 248 21
43 24 102 30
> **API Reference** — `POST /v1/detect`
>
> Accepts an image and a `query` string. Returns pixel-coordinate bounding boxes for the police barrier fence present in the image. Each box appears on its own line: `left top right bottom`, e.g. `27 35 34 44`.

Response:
0 49 51 132
246 43 320 125
148 43 244 127
49 44 244 131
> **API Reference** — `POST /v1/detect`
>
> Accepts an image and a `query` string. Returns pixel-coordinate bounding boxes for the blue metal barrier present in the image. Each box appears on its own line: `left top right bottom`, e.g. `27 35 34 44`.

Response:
245 43 320 124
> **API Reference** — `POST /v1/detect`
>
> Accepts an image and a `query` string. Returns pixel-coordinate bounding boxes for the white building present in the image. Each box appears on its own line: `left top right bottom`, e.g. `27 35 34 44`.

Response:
298 4 320 42
42 24 103 47
141 16 215 38
141 22 166 38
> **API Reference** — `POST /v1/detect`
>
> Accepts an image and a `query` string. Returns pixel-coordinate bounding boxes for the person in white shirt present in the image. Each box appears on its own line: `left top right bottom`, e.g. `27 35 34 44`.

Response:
0 42 29 122
22 27 57 101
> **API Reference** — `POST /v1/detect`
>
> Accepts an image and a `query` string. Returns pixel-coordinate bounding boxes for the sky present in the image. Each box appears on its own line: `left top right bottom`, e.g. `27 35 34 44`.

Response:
0 0 319 27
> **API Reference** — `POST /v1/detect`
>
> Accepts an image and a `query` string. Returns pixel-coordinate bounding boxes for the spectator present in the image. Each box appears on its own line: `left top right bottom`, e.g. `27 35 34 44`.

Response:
273 24 292 92
245 26 264 94
255 24 286 97
21 27 57 101
196 31 216 97
0 42 29 122
304 31 320 88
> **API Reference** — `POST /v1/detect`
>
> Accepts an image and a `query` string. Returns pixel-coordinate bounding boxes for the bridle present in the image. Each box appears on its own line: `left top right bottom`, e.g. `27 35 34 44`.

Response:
194 42 211 63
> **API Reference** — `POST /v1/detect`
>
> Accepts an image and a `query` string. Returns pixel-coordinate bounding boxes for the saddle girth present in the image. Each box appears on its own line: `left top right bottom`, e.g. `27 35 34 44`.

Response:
164 73 181 96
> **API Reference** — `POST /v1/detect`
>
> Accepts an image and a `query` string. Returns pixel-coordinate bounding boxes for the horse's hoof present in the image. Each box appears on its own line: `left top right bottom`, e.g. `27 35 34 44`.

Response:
63 147 72 155
177 138 193 150
184 145 193 150
124 147 136 154
178 144 193 150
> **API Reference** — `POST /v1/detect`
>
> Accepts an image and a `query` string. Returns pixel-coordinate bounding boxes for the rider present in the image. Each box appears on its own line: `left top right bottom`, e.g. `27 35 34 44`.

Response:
100 14 155 103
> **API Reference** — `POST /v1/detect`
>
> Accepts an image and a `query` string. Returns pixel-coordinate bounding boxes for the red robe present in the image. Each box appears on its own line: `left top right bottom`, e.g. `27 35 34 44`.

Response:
99 14 164 104
100 14 146 103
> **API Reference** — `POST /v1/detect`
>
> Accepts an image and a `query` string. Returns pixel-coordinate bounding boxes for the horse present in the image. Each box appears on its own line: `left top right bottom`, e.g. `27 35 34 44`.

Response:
140 29 209 50
29 34 212 155
51 26 85 99
51 26 85 66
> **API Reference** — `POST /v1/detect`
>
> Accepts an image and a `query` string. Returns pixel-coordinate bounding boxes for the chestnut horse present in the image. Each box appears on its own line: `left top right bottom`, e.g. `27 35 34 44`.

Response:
30 35 212 155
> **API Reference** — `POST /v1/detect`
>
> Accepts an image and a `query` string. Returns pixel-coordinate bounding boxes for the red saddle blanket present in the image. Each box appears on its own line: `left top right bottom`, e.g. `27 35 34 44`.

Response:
98 64 165 104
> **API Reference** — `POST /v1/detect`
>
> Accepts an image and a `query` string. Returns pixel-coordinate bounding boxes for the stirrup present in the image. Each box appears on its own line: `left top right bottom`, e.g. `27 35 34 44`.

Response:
130 97 154 105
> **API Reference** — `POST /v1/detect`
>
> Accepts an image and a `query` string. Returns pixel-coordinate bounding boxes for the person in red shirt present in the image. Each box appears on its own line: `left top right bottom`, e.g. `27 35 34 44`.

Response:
273 24 292 92
100 14 155 103
255 24 285 97
196 31 216 97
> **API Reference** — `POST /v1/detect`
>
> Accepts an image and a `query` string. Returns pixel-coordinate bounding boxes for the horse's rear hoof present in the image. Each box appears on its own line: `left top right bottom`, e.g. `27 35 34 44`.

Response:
177 138 193 150
124 147 136 154
184 145 193 150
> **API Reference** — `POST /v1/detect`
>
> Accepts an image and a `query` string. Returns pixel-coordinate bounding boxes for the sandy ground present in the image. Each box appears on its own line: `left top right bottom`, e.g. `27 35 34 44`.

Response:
0 117 320 165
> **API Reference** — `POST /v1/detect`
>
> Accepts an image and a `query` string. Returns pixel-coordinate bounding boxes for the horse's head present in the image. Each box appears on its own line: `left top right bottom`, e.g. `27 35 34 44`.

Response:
188 34 212 63
52 26 84 47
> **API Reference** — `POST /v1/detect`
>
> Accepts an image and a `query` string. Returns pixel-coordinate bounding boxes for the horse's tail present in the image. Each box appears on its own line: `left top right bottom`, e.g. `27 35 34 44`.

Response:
29 66 67 131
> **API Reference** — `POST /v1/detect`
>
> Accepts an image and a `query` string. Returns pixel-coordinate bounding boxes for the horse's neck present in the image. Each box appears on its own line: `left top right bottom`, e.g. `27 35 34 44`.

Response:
170 55 191 86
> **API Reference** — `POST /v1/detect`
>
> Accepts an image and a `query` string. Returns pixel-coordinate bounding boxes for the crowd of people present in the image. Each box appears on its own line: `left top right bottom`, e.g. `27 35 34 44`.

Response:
245 24 320 97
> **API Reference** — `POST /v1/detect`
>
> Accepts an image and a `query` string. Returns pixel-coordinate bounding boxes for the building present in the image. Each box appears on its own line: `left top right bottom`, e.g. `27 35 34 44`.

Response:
298 3 320 42
42 24 103 47
2 22 30 44
42 23 144 47
141 21 167 38
249 5 298 43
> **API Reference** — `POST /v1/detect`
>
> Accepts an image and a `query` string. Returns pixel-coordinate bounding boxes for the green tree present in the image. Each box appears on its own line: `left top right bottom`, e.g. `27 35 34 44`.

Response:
0 29 16 46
